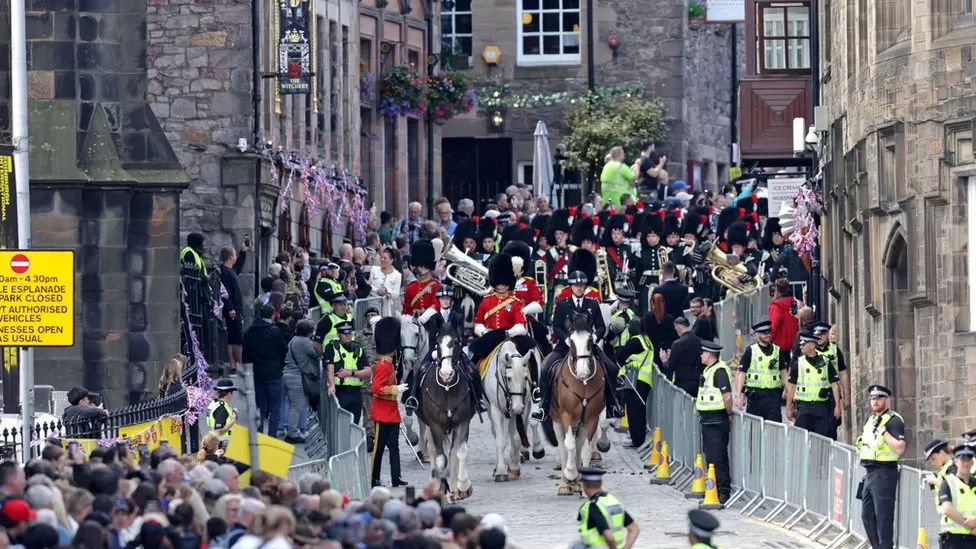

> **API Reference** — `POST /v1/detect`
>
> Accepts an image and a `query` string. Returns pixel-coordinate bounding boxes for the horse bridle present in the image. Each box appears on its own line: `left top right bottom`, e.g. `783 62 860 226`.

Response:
568 335 597 384
402 317 428 369
433 341 460 391
495 341 529 418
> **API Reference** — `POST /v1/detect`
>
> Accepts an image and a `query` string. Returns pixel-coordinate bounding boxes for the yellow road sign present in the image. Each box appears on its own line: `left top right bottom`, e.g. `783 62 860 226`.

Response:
225 425 296 480
0 250 75 347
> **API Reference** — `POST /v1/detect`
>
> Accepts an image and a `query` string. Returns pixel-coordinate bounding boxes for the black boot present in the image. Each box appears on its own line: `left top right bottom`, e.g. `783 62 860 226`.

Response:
531 368 550 421
403 370 418 412
469 364 487 412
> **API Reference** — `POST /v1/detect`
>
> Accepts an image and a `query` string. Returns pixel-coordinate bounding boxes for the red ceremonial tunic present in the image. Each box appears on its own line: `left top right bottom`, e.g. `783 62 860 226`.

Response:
513 276 545 309
370 356 401 423
474 291 527 330
555 286 602 303
402 278 440 315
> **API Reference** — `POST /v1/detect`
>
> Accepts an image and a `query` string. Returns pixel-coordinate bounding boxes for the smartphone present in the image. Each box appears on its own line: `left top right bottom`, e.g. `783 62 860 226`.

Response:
790 299 798 316
243 234 251 248
68 441 82 462
137 443 149 463
115 441 128 459
404 486 416 505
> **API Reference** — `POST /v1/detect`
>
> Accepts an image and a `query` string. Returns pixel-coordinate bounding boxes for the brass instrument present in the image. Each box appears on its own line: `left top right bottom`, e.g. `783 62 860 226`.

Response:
534 258 549 299
438 236 491 297
658 246 672 269
596 247 616 301
705 244 762 295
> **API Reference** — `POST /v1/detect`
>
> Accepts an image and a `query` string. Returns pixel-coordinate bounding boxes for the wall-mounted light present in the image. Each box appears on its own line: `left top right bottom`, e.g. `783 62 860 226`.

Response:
607 34 621 62
488 108 506 132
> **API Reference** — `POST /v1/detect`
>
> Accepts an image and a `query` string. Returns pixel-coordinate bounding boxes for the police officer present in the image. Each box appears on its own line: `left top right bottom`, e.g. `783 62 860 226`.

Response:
857 384 906 549
325 321 372 423
314 294 353 348
785 331 841 440
607 288 638 356
697 340 733 505
180 232 208 274
206 379 238 443
734 320 787 423
813 321 849 437
615 318 654 448
576 467 640 548
313 262 343 313
686 509 721 548
937 445 976 549
926 439 958 548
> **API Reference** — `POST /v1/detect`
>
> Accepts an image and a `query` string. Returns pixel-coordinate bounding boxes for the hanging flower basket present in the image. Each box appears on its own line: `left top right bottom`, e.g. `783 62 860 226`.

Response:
378 66 428 118
425 69 477 124
689 0 706 28
360 72 375 103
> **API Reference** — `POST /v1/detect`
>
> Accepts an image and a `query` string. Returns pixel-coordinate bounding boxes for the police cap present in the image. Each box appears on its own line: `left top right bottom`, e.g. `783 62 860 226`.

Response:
701 341 723 354
364 307 380 317
955 446 976 458
688 509 720 539
215 379 238 392
568 271 588 285
923 439 949 460
962 428 976 441
751 320 772 333
436 285 455 298
812 321 831 336
330 294 348 305
615 287 635 300
335 321 355 335
868 385 891 398
578 467 606 482
798 331 819 344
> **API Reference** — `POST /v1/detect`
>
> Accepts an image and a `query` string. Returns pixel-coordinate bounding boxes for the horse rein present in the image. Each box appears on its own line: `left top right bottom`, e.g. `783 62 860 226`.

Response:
495 339 529 419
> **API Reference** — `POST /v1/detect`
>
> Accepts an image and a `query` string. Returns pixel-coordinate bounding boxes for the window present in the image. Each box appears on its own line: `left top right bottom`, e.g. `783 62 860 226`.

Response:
758 2 811 73
517 161 534 187
968 177 976 329
517 0 581 66
441 0 473 67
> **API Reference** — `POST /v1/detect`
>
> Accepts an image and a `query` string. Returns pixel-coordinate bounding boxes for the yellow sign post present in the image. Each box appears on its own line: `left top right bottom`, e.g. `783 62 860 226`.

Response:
225 426 296 482
0 250 74 347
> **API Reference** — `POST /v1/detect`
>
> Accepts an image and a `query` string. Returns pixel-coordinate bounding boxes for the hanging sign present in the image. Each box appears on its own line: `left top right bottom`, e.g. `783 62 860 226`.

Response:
278 0 313 95
705 0 746 22
0 250 75 347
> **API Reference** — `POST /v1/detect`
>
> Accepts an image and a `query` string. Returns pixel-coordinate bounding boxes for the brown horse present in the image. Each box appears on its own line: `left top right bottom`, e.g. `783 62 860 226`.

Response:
541 312 610 496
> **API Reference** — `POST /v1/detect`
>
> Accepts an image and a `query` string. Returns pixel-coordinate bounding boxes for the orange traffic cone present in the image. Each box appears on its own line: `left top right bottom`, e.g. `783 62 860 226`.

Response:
917 527 928 549
685 454 706 498
649 441 672 484
699 463 723 509
644 427 662 470
617 406 629 431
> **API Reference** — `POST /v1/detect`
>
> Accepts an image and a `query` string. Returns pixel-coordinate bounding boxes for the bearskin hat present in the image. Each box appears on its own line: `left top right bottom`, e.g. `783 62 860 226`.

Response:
642 212 664 238
739 195 757 215
502 240 533 276
410 239 436 270
546 209 572 243
454 218 478 249
762 217 783 249
374 317 401 356
530 214 550 241
629 212 647 239
757 197 769 218
501 223 522 247
568 248 597 283
681 207 708 238
570 216 596 247
600 213 629 246
478 216 498 242
488 253 517 288
716 207 740 240
726 220 749 248
663 213 681 237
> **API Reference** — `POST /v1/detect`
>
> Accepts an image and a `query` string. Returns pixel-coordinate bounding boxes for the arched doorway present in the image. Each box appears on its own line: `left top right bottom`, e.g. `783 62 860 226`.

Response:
882 228 917 461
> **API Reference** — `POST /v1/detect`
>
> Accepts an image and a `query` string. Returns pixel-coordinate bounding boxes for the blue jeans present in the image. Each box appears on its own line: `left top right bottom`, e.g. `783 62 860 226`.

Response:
255 376 284 436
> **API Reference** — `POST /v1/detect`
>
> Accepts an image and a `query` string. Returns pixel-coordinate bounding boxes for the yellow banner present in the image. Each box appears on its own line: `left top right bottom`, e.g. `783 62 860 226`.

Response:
60 438 99 460
225 425 296 480
119 416 184 462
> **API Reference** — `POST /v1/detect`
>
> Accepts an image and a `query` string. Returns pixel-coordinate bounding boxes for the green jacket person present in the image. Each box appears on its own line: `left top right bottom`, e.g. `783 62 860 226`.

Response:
206 379 239 441
576 467 640 548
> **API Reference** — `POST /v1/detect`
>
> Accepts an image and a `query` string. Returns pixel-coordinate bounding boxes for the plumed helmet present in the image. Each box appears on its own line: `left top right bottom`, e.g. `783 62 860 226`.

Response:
570 216 596 247
502 240 532 276
762 217 783 249
478 217 498 241
568 249 597 283
680 206 708 238
726 221 749 248
488 253 517 288
629 212 647 239
410 240 436 270
374 317 401 356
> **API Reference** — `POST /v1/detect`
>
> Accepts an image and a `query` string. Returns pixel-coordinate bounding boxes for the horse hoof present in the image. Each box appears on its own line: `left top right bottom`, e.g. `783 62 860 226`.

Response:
494 474 509 482
406 433 419 446
557 485 574 496
507 468 521 480
596 440 611 453
590 452 603 461
532 449 546 460
456 486 473 500
520 450 529 463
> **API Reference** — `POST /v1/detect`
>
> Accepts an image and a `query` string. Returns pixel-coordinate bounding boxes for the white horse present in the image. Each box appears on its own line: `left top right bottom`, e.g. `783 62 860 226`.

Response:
400 315 433 459
482 339 536 482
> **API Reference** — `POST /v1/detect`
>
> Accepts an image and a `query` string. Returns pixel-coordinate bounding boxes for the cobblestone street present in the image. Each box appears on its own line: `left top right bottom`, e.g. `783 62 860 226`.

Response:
385 415 817 549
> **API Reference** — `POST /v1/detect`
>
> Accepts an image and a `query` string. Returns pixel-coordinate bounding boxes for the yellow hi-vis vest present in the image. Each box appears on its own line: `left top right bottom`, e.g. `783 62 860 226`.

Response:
323 312 353 343
206 399 233 440
940 474 976 534
180 246 207 276
794 355 830 402
857 410 903 462
624 334 655 388
696 361 731 412
818 342 838 366
933 460 954 508
331 341 365 387
315 278 343 312
578 493 626 547
611 309 637 349
745 343 783 389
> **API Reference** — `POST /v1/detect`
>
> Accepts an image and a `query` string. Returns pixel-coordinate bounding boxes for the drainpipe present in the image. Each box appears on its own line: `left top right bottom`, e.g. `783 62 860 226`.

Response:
252 0 263 295
426 2 436 217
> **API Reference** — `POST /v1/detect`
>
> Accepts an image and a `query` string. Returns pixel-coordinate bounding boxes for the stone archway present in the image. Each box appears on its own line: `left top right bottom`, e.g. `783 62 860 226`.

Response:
882 227 917 461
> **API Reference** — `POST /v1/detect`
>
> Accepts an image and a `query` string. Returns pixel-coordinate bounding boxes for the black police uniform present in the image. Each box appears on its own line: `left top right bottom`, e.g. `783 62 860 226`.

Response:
788 347 840 440
937 446 976 549
737 321 787 423
324 321 370 423
697 340 733 504
858 385 905 549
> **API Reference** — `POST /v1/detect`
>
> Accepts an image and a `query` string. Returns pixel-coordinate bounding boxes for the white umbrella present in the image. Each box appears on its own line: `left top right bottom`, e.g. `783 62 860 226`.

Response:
532 121 555 206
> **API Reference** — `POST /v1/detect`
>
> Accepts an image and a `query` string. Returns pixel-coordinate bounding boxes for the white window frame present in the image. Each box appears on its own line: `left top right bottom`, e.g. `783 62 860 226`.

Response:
969 176 976 330
516 0 582 66
517 161 534 187
441 0 473 66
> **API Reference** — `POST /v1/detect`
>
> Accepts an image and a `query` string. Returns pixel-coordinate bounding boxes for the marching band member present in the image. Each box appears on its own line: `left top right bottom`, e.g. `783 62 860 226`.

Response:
556 248 602 303
503 239 552 355
725 221 761 282
402 240 440 316
601 213 635 295
637 212 667 316
475 216 498 263
545 209 574 318
468 254 536 365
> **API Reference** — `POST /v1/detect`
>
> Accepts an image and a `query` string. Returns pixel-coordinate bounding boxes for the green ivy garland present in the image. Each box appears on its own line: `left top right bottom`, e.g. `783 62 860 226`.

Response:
475 83 647 109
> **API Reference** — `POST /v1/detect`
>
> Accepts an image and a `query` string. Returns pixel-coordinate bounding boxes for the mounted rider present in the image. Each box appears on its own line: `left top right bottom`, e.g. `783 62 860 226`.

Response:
468 254 537 367
531 269 621 422
554 217 602 303
502 236 553 359
402 240 440 317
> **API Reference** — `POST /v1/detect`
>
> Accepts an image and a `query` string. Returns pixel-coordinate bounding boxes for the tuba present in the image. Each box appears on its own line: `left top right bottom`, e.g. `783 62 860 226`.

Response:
596 248 616 301
534 257 548 299
705 244 762 295
438 236 491 297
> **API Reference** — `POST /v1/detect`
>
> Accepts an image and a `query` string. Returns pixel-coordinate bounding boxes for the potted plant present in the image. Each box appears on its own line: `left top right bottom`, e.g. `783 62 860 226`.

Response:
377 66 427 118
425 68 476 124
689 0 706 29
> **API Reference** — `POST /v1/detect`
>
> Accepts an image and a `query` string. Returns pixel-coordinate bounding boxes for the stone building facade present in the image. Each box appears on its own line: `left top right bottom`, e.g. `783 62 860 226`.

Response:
0 0 187 406
818 0 976 459
439 0 744 207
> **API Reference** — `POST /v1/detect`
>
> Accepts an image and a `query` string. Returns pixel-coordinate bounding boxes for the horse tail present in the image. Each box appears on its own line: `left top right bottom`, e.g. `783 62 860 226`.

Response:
541 417 557 446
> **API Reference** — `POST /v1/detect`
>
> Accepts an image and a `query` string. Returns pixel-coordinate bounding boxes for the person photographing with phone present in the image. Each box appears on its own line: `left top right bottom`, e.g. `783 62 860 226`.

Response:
62 387 109 438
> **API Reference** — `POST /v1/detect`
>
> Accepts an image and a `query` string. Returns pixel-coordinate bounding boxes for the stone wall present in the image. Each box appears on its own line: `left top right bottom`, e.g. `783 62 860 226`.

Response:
819 0 976 457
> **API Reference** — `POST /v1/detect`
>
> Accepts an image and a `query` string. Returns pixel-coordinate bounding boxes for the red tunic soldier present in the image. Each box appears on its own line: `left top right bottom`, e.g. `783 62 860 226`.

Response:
503 239 552 355
555 248 602 303
402 240 440 315
370 317 408 488
469 254 536 365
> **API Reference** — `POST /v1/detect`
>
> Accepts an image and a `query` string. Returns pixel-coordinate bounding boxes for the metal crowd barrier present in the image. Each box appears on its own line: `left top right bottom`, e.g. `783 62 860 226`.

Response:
647 285 946 549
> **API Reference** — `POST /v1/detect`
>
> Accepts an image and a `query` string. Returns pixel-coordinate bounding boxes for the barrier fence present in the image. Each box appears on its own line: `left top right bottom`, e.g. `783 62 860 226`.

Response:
645 286 942 549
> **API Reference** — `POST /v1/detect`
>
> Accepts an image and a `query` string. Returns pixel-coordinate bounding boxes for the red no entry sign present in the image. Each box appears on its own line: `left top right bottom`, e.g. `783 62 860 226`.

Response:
9 253 30 274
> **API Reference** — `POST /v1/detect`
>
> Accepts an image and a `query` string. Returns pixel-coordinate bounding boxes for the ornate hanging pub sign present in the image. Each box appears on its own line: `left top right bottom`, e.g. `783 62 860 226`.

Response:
278 0 313 95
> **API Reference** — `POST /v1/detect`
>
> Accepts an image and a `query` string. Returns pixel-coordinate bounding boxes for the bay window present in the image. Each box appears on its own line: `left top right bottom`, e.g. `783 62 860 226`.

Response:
517 0 581 65
758 2 811 73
